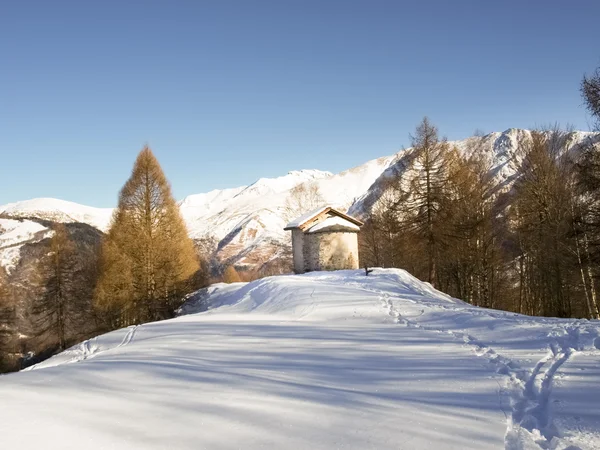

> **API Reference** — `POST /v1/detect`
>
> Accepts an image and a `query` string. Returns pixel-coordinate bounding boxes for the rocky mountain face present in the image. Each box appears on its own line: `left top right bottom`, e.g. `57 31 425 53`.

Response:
2 129 599 277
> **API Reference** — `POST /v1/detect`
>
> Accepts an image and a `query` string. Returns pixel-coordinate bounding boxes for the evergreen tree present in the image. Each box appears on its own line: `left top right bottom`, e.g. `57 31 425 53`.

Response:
95 147 199 325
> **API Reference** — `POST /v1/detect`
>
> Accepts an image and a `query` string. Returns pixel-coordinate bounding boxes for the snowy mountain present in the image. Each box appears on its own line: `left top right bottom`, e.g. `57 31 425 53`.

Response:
1 129 599 274
0 198 113 231
4 269 599 449
0 218 52 274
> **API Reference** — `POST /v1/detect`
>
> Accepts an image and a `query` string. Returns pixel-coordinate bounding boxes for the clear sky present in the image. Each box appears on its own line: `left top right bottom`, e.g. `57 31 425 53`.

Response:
1 0 599 207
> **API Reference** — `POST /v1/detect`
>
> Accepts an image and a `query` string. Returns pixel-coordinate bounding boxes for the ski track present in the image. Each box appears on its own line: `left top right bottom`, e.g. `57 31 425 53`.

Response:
353 283 599 450
117 325 138 348
73 325 139 364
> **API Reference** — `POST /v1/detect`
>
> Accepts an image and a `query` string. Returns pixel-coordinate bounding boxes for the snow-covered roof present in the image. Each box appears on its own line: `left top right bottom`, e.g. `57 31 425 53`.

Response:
305 216 361 234
284 206 329 229
284 206 363 231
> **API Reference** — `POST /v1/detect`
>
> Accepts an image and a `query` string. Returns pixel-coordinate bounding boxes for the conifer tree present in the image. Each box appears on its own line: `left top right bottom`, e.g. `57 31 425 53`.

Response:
31 224 77 350
404 117 452 286
0 277 16 371
95 147 199 325
574 139 600 318
440 144 504 308
511 130 576 317
223 266 242 283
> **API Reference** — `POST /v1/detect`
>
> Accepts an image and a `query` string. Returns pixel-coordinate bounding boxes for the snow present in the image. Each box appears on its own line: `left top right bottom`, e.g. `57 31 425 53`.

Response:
178 164 386 244
306 215 361 233
0 198 113 231
2 269 599 449
285 206 329 229
0 218 51 273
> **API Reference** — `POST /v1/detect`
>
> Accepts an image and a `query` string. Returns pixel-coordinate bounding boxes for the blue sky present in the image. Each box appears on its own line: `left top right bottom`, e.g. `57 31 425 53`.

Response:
1 1 599 207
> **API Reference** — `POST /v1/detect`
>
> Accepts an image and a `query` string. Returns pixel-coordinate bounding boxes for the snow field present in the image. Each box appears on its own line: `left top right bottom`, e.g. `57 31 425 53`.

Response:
1 269 599 449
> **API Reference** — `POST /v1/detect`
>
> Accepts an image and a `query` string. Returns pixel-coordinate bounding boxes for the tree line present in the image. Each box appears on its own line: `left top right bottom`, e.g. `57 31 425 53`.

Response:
360 68 600 318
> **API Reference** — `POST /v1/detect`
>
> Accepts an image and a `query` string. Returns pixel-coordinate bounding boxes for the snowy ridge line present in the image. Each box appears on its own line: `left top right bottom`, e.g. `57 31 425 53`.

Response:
368 283 600 450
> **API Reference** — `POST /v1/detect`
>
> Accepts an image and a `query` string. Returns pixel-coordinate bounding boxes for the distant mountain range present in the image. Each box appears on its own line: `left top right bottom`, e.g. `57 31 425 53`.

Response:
2 128 599 275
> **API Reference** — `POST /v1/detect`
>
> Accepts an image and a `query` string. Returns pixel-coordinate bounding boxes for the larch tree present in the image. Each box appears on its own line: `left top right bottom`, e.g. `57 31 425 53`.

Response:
95 147 199 326
439 142 505 308
511 129 577 317
574 138 600 319
0 277 17 372
404 117 452 286
222 266 242 283
31 224 77 351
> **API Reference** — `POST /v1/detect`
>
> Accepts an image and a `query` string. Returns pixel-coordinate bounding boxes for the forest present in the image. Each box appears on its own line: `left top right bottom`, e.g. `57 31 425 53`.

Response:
0 66 599 374
359 68 600 319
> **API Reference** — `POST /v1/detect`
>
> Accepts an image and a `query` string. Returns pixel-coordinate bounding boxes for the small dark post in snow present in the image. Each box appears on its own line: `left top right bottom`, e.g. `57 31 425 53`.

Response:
365 266 373 276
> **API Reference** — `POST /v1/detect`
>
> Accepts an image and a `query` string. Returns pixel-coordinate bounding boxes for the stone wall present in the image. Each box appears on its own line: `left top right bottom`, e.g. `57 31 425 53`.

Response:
291 229 305 274
302 231 359 272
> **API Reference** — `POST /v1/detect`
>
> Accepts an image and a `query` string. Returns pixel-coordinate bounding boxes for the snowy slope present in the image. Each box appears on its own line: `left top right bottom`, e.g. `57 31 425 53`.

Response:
350 129 600 216
178 162 395 265
0 198 113 231
0 218 52 274
3 269 599 449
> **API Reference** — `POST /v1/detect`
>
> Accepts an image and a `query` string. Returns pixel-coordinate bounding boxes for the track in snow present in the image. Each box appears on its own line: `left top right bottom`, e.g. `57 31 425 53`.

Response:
74 325 139 364
117 325 138 348
370 284 597 450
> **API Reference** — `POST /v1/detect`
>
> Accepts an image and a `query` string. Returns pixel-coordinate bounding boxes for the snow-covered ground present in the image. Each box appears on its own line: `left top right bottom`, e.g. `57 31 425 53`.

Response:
1 269 599 449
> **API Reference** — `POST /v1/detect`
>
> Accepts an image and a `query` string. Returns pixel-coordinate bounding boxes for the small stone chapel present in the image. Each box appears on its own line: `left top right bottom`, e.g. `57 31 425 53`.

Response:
284 206 363 274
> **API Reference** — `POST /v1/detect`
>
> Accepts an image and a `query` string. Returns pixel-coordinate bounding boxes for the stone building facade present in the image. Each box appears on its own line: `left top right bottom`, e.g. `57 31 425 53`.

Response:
284 207 363 274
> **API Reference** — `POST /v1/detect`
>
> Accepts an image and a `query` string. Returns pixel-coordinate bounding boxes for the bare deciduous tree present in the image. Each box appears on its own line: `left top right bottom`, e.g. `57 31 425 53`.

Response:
284 181 325 221
582 67 600 130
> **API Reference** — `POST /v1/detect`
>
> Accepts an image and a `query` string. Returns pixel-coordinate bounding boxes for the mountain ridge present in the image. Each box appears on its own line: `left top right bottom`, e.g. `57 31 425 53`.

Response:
2 128 599 272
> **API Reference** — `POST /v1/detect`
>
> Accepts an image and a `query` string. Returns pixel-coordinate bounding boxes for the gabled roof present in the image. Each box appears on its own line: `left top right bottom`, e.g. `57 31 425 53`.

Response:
284 206 363 231
305 216 361 234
